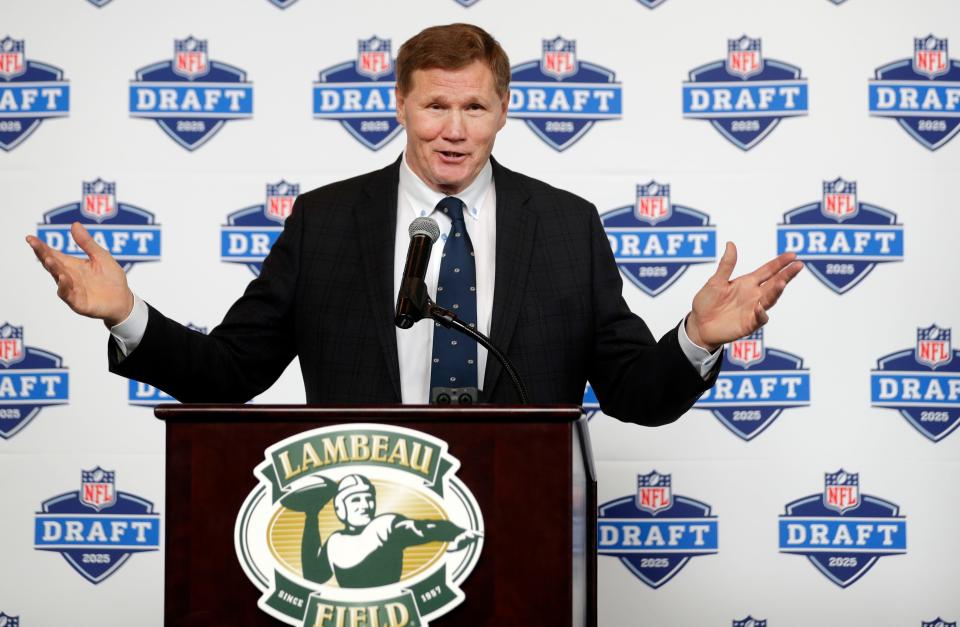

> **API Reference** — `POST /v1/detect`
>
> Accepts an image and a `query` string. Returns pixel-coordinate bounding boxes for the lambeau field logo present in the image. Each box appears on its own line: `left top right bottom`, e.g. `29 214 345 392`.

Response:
695 328 811 441
871 324 960 442
313 37 402 151
869 36 960 150
779 470 906 587
236 424 484 626
222 181 299 275
683 36 808 150
129 37 253 150
0 322 68 439
777 178 903 294
509 37 623 151
36 179 162 272
0 36 70 151
34 467 161 583
601 181 717 297
598 471 718 588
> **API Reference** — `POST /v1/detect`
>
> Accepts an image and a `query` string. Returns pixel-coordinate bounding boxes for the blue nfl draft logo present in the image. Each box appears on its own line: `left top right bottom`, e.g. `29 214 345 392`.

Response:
452 0 481 5
779 470 906 588
0 613 20 626
683 36 808 150
221 181 298 275
869 36 960 150
601 182 717 297
34 467 160 584
582 382 600 419
129 37 253 150
733 618 767 627
777 178 903 294
598 471 718 588
36 179 161 272
923 619 957 627
695 329 810 440
86 0 113 6
508 37 623 151
0 323 69 440
313 37 401 151
636 0 668 8
266 0 299 7
0 36 70 151
129 323 206 407
871 325 960 442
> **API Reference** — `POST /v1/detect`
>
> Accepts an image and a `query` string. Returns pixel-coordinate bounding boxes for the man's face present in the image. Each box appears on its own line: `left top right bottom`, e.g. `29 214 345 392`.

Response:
343 492 375 527
396 60 508 195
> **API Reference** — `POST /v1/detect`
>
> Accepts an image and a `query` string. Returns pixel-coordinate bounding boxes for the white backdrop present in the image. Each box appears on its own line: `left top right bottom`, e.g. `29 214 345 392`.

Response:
2 0 959 625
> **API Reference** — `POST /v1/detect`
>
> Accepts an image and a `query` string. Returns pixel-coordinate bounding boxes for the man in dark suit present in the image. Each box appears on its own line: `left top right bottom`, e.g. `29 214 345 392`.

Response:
25 24 802 425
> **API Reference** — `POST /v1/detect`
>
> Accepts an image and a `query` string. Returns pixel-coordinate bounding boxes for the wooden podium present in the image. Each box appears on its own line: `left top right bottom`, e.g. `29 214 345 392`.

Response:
156 405 596 626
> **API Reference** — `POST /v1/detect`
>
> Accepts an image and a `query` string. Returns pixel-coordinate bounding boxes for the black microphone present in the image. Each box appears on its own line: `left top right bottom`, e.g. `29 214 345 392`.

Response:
394 217 441 329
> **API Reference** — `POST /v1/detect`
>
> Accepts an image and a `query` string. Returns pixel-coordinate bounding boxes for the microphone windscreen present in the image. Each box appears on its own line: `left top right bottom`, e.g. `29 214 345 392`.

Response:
409 216 440 242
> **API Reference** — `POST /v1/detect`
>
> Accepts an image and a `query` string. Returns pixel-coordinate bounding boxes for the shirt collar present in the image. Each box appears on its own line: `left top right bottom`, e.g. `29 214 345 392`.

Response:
399 152 492 222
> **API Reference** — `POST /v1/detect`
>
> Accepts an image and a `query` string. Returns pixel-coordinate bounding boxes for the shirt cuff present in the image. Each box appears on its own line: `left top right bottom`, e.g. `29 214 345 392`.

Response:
109 294 148 358
677 315 723 379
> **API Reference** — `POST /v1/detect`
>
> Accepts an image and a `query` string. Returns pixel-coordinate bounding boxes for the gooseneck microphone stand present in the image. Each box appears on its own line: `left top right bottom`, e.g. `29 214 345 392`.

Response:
395 275 530 405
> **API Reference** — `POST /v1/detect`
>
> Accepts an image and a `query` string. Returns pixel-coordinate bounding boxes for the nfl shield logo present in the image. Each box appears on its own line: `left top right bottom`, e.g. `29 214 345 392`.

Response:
923 620 957 627
541 37 578 80
821 178 858 222
636 471 672 515
733 618 767 627
81 179 118 222
173 37 209 80
265 180 299 224
726 36 763 79
914 35 949 79
916 325 952 369
0 37 26 80
823 470 859 515
729 330 765 368
80 467 116 511
0 323 25 368
356 37 392 80
634 181 672 225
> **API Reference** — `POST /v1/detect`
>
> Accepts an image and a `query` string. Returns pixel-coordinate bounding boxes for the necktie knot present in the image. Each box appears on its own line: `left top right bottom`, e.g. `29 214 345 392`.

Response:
436 196 465 223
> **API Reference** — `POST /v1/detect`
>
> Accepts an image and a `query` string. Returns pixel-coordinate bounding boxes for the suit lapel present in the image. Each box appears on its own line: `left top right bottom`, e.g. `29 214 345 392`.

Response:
357 157 403 401
484 158 536 398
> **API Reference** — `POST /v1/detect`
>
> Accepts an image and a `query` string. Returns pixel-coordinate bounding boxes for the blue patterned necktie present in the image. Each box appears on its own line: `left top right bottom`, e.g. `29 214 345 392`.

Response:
430 196 478 402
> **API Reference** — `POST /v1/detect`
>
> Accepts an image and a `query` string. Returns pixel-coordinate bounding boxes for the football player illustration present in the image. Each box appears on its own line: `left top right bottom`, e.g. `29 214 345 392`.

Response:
282 473 480 587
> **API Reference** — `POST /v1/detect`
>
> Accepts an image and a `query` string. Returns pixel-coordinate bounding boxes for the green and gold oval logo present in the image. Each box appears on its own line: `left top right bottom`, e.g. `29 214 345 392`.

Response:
235 424 484 626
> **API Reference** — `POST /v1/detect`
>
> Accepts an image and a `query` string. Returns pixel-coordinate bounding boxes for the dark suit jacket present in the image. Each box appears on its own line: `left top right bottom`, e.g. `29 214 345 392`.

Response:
110 157 717 425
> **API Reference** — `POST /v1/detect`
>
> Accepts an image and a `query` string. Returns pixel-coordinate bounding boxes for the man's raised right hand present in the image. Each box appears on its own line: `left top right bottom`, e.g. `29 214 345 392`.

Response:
26 222 135 328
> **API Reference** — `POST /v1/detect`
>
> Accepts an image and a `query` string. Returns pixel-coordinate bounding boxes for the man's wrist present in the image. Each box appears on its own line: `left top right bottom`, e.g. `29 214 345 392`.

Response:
684 312 720 353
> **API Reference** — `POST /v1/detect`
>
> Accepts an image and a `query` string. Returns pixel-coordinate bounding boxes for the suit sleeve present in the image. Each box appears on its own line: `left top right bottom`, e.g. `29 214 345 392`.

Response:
586 206 720 426
107 197 306 403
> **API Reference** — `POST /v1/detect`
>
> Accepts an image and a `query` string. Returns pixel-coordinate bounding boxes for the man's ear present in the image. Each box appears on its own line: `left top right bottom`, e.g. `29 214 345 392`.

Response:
396 88 406 127
497 93 509 130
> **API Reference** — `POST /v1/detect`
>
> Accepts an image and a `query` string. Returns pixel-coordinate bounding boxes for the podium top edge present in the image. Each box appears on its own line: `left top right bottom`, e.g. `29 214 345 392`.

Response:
154 403 585 423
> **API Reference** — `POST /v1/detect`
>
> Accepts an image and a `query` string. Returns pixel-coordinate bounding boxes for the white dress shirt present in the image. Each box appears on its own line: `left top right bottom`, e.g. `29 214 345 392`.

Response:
112 154 721 403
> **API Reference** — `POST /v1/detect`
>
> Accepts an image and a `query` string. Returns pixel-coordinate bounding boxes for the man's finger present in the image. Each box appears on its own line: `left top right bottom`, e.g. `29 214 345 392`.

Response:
759 261 804 309
712 241 737 282
748 251 798 283
70 222 110 263
754 301 769 328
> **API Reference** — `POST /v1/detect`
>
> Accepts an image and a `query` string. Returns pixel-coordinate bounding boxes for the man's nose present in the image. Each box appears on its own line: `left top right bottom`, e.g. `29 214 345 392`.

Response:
442 110 466 141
